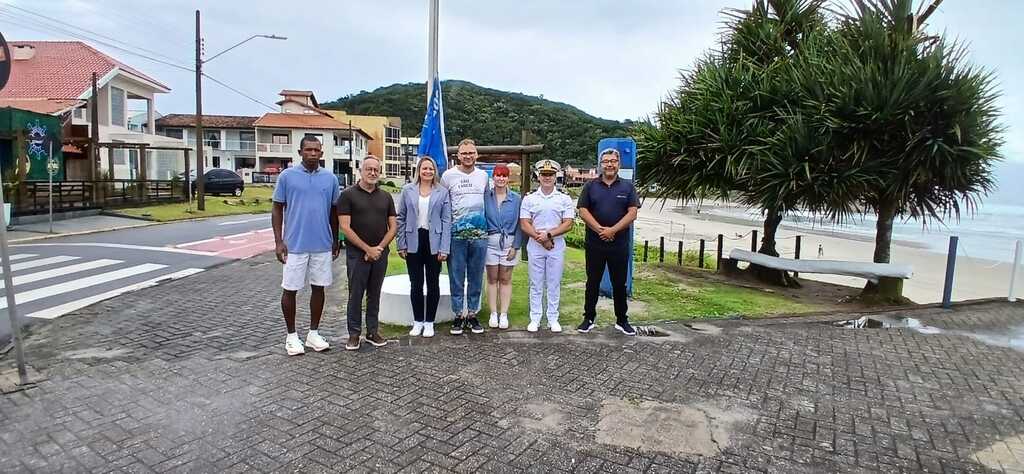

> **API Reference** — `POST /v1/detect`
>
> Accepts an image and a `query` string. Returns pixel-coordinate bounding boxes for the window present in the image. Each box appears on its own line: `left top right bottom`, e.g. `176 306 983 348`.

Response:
385 145 400 162
205 130 221 149
74 107 87 120
239 131 255 151
272 134 290 144
110 87 126 127
213 156 221 168
164 128 183 139
385 126 400 144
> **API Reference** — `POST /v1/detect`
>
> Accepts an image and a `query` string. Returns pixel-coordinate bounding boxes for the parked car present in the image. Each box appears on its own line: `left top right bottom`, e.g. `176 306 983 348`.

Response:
181 169 245 196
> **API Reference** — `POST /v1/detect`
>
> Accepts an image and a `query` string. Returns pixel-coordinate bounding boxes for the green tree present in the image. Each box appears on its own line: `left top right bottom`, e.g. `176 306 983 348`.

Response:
803 0 1003 292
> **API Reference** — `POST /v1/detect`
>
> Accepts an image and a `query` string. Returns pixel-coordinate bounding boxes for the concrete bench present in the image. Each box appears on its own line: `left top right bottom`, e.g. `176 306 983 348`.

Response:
721 249 913 295
379 274 454 326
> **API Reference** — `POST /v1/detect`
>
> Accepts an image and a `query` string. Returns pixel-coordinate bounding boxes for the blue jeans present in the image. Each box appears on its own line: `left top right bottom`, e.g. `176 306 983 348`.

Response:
448 238 488 316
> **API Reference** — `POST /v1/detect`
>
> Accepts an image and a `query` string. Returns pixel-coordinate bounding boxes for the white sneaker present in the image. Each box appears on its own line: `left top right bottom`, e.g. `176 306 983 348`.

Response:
498 314 509 329
488 312 499 328
549 321 562 333
409 322 424 337
285 336 305 356
422 323 435 338
527 321 539 332
304 332 330 352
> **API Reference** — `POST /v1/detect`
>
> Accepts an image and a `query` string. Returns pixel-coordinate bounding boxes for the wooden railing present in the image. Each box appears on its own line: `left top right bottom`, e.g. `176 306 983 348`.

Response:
5 180 185 215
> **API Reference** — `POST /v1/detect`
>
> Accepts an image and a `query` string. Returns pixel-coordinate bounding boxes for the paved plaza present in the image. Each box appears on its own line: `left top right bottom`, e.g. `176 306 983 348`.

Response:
2 251 1023 472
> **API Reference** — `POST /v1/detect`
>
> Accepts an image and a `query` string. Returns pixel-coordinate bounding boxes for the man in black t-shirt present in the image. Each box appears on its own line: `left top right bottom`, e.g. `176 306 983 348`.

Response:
576 148 640 336
338 156 397 350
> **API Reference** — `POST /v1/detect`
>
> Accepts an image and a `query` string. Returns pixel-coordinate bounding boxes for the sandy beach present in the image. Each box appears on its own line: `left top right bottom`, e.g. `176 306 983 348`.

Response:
631 199 1015 304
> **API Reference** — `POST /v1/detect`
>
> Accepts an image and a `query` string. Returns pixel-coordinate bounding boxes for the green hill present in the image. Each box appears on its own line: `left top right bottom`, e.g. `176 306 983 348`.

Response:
321 80 630 167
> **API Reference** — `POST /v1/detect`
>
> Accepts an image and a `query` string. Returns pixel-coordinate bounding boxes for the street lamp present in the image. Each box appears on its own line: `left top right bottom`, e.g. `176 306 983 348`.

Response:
194 10 285 210
403 148 413 183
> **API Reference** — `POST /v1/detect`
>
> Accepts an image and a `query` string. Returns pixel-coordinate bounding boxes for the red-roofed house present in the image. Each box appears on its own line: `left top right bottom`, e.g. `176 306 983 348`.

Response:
251 90 372 186
0 41 182 179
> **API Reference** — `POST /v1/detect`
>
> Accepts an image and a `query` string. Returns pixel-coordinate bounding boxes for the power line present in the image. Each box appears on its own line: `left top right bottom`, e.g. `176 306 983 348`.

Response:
202 73 277 111
0 13 194 73
0 1 191 66
0 9 277 113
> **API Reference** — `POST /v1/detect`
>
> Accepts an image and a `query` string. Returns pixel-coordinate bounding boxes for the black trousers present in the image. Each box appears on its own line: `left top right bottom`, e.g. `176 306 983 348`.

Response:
583 243 630 322
407 229 442 323
346 247 389 336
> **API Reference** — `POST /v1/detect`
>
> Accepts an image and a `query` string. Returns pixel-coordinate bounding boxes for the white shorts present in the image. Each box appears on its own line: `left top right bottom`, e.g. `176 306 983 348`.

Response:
486 233 519 267
281 252 333 291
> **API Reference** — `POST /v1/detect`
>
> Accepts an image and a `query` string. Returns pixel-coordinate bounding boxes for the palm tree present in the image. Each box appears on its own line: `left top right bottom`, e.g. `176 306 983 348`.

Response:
803 0 1003 293
636 0 831 285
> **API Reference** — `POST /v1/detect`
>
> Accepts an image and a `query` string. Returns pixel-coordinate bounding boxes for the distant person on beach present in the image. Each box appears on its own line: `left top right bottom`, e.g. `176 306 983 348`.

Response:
520 159 575 332
339 156 397 351
272 136 341 356
484 163 523 329
818 244 824 258
441 139 490 335
576 148 640 336
396 156 451 339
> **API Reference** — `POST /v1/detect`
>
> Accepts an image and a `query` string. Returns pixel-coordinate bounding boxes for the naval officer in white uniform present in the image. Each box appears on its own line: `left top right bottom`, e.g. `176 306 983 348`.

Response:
519 159 575 332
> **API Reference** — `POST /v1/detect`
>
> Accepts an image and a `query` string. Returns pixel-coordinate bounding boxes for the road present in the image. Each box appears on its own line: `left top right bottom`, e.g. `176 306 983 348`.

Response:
0 213 277 346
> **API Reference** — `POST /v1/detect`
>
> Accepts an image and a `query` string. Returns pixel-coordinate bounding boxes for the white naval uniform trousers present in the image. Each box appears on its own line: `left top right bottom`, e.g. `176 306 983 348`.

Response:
520 188 575 325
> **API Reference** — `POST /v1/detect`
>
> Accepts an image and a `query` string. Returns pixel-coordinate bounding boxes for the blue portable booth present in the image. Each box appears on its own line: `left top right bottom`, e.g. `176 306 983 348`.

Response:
596 137 636 298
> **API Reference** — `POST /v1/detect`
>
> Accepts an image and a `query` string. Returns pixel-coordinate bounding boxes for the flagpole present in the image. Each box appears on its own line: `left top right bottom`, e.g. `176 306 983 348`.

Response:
427 0 438 102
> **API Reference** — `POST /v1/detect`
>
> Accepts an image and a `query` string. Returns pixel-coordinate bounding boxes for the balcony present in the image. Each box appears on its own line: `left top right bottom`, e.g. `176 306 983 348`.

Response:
256 142 292 154
185 139 257 152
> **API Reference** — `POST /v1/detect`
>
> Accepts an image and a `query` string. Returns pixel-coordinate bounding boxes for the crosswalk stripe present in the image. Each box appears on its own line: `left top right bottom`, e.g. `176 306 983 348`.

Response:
0 263 167 309
0 256 79 274
0 259 123 290
10 254 37 261
26 268 204 320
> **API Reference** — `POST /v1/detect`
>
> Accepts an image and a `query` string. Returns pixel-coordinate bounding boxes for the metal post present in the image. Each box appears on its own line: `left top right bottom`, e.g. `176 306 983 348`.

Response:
1010 240 1022 302
194 10 206 211
699 239 706 268
659 236 664 263
942 236 958 309
642 240 648 263
677 240 683 266
751 230 758 252
794 235 802 278
0 180 29 385
716 234 724 268
47 142 53 234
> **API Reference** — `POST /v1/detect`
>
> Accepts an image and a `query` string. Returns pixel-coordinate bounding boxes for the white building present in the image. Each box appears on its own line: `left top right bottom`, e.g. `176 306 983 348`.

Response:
0 41 184 179
155 114 258 180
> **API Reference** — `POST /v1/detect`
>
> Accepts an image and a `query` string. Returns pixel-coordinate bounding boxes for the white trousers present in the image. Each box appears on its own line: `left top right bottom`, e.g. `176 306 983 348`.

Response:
527 238 566 324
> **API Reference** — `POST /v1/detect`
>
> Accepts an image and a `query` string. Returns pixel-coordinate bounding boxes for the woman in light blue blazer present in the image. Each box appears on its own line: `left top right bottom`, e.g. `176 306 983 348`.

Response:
397 156 451 338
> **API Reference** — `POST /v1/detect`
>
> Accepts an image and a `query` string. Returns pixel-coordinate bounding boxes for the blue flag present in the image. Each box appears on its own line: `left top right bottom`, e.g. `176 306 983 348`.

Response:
417 76 448 172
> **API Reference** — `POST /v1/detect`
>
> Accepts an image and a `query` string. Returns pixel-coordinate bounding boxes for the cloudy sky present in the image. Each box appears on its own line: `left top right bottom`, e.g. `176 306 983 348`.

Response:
2 0 1021 163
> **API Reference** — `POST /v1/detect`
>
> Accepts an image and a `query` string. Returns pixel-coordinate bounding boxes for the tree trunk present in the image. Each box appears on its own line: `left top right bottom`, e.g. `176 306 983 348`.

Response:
863 199 898 294
757 209 783 257
750 209 800 287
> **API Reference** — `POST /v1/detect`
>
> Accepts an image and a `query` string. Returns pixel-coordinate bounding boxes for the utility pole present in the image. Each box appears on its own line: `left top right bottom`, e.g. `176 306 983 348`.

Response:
349 120 354 184
91 73 101 204
194 10 206 210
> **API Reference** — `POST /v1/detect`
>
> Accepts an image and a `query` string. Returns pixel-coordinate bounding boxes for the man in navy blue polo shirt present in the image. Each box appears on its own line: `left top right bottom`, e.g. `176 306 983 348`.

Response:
576 148 640 336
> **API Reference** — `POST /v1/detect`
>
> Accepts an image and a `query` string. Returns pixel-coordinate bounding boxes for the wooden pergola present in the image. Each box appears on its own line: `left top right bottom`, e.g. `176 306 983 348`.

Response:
445 144 544 193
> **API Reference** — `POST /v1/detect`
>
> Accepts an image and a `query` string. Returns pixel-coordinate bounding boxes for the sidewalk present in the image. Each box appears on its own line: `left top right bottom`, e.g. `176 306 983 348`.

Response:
2 251 1024 472
7 214 156 242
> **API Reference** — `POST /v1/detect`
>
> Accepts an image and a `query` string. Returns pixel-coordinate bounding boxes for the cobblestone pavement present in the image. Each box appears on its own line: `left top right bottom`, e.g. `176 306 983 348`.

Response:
2 252 1024 473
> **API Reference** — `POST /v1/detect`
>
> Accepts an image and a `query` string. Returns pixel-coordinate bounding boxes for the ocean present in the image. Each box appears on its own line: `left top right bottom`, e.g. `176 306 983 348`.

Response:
709 201 1024 264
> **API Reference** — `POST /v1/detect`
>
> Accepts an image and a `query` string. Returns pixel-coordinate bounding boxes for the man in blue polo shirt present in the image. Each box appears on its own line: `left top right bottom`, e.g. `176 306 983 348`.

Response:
576 148 640 336
272 136 341 355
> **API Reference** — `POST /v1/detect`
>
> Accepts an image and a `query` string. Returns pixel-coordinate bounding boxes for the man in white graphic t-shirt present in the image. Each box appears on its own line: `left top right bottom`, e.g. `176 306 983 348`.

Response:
440 138 490 335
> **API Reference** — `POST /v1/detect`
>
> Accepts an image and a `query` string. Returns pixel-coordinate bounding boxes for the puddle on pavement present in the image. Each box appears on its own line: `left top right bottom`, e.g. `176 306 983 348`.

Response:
834 316 1024 352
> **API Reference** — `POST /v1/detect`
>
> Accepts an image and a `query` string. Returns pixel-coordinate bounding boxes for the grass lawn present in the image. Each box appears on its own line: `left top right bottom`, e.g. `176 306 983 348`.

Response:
376 243 811 338
115 186 274 222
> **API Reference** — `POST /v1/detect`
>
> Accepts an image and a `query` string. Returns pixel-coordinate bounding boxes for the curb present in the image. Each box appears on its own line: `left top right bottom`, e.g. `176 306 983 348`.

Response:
9 221 165 244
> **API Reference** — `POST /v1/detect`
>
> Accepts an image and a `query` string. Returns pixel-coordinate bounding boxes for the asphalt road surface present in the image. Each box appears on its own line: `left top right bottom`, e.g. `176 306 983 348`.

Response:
0 213 277 346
